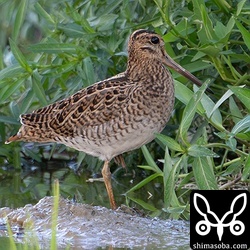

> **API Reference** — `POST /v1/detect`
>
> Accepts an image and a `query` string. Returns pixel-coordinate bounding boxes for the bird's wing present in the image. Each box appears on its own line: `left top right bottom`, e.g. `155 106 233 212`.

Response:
20 73 135 136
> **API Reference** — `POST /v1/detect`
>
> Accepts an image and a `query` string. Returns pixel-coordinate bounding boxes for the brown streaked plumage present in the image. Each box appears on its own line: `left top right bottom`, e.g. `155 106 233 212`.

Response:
6 30 203 209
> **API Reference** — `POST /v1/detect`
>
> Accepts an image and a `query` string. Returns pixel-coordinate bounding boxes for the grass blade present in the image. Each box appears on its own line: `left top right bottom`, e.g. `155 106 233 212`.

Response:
34 2 55 25
141 145 162 174
126 173 162 193
9 38 32 73
6 221 17 250
50 179 60 250
156 133 183 152
29 43 83 54
235 19 250 50
126 194 158 212
242 154 250 181
12 0 28 41
231 115 250 135
179 81 208 144
188 145 219 158
83 57 96 85
192 157 218 189
32 72 48 106
0 78 24 102
229 86 250 112
0 64 24 81
164 152 182 209
174 80 205 116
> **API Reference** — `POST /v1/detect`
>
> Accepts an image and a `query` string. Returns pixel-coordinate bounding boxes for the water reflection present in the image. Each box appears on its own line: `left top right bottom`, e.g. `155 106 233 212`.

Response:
0 159 165 213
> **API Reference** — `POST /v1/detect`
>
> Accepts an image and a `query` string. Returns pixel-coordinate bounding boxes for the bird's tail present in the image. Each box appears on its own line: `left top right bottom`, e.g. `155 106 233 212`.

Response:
5 113 55 144
5 132 22 143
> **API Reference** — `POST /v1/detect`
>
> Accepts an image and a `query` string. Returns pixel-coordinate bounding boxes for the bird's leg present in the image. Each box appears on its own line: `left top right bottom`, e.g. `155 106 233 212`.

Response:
101 160 117 210
114 154 126 169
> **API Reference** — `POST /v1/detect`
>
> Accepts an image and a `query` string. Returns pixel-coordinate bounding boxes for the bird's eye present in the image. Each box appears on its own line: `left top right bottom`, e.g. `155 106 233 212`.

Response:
151 36 159 44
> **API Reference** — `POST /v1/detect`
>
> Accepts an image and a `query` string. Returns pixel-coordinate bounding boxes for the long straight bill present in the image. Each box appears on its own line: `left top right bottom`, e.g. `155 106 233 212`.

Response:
164 54 203 87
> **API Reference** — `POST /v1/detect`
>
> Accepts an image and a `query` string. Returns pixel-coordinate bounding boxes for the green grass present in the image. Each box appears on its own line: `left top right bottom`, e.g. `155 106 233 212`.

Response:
0 0 249 218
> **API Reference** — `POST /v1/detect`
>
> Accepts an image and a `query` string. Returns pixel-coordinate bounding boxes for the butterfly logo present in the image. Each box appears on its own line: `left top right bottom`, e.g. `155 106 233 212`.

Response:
193 193 247 241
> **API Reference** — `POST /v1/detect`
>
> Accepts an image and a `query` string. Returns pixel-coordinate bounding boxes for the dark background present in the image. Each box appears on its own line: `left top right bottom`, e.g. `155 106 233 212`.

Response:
190 190 250 249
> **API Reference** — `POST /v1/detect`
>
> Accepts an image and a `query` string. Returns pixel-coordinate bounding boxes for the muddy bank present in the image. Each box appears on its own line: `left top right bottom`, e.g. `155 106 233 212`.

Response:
0 197 189 249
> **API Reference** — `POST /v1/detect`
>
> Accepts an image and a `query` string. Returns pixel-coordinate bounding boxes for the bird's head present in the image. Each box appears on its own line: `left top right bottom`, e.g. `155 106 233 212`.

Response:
128 29 203 87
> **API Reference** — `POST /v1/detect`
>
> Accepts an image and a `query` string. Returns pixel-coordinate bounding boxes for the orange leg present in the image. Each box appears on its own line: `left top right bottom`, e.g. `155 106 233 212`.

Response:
101 160 117 210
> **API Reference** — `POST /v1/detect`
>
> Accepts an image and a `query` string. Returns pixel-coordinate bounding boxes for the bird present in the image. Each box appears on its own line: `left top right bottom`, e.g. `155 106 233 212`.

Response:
6 29 204 210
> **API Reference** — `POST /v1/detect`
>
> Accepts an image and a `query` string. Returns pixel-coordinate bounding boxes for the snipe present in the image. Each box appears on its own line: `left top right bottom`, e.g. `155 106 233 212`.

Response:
6 30 203 209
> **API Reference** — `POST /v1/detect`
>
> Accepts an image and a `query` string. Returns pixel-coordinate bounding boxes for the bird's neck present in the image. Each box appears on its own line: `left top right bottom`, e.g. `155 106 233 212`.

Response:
125 55 174 103
126 56 171 85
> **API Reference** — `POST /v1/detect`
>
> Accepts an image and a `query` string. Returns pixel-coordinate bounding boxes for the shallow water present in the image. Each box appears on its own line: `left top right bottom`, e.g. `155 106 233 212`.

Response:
0 158 165 211
0 159 190 249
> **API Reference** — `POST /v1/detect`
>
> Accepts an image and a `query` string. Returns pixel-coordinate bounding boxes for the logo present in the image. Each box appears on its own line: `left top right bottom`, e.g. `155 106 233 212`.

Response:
190 190 250 250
